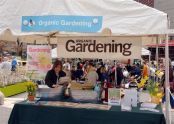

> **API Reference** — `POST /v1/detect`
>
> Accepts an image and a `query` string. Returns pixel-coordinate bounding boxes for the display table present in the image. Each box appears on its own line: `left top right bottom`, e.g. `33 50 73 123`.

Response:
8 89 166 124
8 102 166 124
9 88 165 124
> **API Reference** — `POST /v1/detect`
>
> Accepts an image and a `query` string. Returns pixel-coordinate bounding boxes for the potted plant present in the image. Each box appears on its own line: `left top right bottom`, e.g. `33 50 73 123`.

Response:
26 81 37 101
147 79 164 104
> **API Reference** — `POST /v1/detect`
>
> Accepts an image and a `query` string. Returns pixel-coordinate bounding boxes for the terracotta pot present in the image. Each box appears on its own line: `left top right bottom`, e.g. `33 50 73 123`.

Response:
28 95 35 101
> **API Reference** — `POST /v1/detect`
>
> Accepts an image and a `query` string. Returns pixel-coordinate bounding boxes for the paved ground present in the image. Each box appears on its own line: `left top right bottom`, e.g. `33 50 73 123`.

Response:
162 103 174 124
0 92 174 124
0 93 27 124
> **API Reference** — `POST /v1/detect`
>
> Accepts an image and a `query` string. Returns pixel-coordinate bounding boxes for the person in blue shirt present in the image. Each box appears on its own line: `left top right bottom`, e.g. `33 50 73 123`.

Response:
11 57 17 71
130 63 141 77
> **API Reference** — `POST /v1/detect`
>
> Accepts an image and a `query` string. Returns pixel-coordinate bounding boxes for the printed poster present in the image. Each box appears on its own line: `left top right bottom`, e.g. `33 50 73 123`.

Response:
27 45 52 79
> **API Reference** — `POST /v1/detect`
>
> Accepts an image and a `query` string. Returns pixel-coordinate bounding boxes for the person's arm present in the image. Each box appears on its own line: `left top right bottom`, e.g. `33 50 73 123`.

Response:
59 71 66 78
45 70 56 88
142 65 146 78
96 72 99 81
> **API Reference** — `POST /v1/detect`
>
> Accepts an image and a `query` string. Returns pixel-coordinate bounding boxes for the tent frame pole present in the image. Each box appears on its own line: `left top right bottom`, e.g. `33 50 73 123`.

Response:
115 60 117 88
149 53 151 65
165 18 171 124
156 36 159 69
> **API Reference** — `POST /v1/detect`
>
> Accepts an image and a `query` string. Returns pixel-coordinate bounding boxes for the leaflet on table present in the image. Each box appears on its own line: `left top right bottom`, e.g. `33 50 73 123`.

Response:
108 88 121 106
38 101 111 110
121 104 132 111
139 108 159 113
141 102 157 109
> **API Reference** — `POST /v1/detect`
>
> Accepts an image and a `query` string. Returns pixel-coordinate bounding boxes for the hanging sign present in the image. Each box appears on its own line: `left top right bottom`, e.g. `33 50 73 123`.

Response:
57 36 142 60
22 15 102 33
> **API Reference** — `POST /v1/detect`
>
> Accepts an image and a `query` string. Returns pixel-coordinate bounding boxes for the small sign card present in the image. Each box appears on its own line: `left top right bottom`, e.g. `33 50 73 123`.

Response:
123 89 138 107
138 92 151 103
108 88 121 106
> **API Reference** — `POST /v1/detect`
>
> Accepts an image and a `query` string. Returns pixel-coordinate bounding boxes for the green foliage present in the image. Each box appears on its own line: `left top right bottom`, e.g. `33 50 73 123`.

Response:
28 70 35 80
147 79 160 96
0 82 28 97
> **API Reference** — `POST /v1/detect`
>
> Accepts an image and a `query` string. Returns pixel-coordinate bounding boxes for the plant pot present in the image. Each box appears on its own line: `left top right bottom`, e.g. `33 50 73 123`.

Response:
28 95 35 101
151 95 161 105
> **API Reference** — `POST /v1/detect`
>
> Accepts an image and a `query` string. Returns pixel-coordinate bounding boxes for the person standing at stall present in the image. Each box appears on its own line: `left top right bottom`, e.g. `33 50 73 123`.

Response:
142 61 149 78
45 60 66 88
83 62 98 89
11 57 17 72
116 63 124 88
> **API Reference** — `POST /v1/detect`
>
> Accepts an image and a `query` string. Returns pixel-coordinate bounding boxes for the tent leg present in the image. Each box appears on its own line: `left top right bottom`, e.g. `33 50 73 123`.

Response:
165 34 171 124
156 36 159 68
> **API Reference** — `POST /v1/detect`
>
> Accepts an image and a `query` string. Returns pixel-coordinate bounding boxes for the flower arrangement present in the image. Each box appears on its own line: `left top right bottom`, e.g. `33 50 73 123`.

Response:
137 76 149 88
146 79 163 104
26 81 37 101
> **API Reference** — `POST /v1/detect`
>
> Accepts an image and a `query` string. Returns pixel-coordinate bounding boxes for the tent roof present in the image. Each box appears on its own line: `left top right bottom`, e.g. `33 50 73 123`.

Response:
0 0 168 39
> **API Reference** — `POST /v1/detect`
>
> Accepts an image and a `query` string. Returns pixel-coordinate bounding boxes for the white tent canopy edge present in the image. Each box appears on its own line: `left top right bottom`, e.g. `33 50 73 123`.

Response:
0 0 167 37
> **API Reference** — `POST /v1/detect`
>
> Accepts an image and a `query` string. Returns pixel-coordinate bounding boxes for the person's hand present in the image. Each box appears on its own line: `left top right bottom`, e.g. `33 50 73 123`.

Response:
52 84 58 88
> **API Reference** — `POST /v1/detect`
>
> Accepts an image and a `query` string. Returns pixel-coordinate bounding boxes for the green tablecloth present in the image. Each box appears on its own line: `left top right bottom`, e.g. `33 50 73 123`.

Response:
8 101 165 124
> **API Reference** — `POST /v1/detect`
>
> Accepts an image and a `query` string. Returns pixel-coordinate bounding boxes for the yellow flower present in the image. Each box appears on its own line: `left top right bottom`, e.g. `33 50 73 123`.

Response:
155 70 160 75
26 81 37 96
156 92 163 98
154 88 159 92
138 76 149 88
155 82 159 87
147 79 163 97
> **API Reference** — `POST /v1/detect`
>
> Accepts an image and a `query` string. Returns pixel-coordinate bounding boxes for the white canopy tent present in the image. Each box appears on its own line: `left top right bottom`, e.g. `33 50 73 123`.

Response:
0 0 167 38
141 48 151 56
141 48 151 64
51 48 57 58
0 0 171 123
